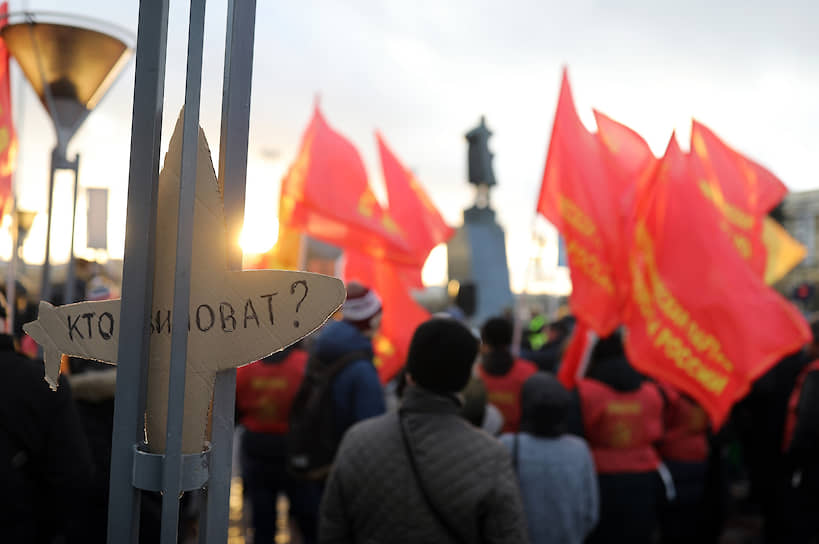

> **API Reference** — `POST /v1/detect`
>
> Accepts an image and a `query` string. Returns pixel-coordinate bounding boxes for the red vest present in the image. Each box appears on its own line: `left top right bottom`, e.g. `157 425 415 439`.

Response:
236 349 308 434
783 359 819 452
657 383 709 462
479 358 538 433
578 379 663 474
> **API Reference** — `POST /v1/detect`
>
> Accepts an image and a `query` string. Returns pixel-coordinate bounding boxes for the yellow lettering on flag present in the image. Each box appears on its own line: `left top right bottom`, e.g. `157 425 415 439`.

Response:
698 180 754 231
358 190 376 218
559 195 597 238
632 222 734 378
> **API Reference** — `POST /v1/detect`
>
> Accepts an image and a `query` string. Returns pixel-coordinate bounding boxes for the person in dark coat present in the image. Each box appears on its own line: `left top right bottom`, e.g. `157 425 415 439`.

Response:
0 333 93 543
734 348 809 542
302 282 386 541
320 318 529 543
776 317 819 543
501 373 598 543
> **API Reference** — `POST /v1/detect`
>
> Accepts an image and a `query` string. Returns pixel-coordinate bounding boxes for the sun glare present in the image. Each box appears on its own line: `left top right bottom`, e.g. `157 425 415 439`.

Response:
239 219 279 255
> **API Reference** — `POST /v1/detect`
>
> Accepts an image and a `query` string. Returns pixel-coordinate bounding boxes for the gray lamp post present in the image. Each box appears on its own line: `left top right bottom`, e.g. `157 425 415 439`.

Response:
0 12 133 303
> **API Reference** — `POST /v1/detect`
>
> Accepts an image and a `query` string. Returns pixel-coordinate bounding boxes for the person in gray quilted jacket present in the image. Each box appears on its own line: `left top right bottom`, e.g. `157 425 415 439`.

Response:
319 317 529 543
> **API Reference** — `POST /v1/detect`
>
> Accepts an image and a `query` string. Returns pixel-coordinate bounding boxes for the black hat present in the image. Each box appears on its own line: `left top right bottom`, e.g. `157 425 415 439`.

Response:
481 316 513 348
406 318 479 394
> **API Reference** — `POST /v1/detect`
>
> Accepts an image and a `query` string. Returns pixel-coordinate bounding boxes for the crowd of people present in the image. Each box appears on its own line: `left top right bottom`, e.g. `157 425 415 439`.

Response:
235 281 819 544
1 277 818 543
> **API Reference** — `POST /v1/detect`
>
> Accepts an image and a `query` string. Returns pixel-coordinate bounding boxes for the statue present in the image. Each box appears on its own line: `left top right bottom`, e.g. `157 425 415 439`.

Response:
449 115 513 324
465 116 496 208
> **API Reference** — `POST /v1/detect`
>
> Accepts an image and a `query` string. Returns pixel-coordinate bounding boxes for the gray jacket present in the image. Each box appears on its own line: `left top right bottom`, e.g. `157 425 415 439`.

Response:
319 385 529 543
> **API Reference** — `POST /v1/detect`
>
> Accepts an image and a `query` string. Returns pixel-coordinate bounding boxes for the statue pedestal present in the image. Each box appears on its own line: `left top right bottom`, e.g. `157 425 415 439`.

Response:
447 205 513 325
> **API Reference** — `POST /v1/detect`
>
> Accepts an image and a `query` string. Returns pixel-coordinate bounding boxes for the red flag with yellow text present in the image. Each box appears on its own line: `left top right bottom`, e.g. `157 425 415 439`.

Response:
688 121 789 279
0 2 17 215
378 132 453 266
279 106 413 263
536 70 628 336
624 136 810 427
691 121 787 217
345 250 430 382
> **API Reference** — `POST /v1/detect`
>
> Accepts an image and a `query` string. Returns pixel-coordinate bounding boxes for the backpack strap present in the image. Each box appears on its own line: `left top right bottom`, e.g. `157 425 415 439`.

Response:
398 410 471 544
309 350 371 380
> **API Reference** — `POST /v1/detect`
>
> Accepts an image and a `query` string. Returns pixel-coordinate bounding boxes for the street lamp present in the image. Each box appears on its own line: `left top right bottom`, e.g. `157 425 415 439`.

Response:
0 11 133 303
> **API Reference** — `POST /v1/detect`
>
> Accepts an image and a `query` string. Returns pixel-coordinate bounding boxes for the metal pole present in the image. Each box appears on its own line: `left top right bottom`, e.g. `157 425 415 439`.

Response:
65 155 80 304
107 1 169 542
40 147 56 302
160 0 206 541
200 1 256 541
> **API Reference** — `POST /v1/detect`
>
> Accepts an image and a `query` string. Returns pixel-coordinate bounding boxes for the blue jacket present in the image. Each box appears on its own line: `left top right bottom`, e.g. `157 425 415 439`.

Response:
312 320 386 438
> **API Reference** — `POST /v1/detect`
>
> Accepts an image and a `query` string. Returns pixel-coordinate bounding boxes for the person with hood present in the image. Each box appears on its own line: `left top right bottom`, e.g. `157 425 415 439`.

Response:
310 282 386 439
319 317 528 543
293 282 386 540
570 332 665 544
478 316 537 433
500 372 598 544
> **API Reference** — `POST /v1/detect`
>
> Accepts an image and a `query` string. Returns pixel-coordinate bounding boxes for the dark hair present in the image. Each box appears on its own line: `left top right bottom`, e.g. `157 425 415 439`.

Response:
481 317 513 348
590 331 625 363
519 373 570 438
406 318 479 394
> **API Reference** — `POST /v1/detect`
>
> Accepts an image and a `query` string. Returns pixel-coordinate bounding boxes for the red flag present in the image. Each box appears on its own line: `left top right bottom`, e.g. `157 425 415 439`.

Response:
688 121 788 278
593 110 656 233
345 250 430 382
624 136 810 427
377 132 453 265
279 106 413 263
691 121 787 216
0 2 16 215
537 70 628 336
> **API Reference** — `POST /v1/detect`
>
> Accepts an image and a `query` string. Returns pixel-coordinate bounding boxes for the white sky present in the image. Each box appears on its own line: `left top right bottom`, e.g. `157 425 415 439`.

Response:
8 0 819 292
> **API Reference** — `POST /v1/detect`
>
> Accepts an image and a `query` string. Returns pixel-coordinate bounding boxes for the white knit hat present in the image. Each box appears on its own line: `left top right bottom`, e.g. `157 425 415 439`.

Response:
344 281 382 330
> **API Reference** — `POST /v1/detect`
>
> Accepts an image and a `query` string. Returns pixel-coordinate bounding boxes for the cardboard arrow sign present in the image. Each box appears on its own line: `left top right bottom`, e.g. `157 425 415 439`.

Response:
25 110 346 453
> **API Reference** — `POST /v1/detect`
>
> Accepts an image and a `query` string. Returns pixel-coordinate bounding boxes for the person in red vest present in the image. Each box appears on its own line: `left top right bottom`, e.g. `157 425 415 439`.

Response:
569 332 665 544
236 343 316 544
656 383 709 544
477 316 537 433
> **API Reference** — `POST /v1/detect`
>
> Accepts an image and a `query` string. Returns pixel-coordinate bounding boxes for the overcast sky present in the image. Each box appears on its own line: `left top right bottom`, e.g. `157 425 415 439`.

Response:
10 0 819 291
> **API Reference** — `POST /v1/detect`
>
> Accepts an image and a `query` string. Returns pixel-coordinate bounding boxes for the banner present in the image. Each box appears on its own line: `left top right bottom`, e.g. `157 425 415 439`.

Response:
624 136 810 427
378 132 453 265
536 70 628 336
279 105 414 264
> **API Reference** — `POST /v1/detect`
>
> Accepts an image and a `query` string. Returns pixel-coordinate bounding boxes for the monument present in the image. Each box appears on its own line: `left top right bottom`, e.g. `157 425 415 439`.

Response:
447 116 514 324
